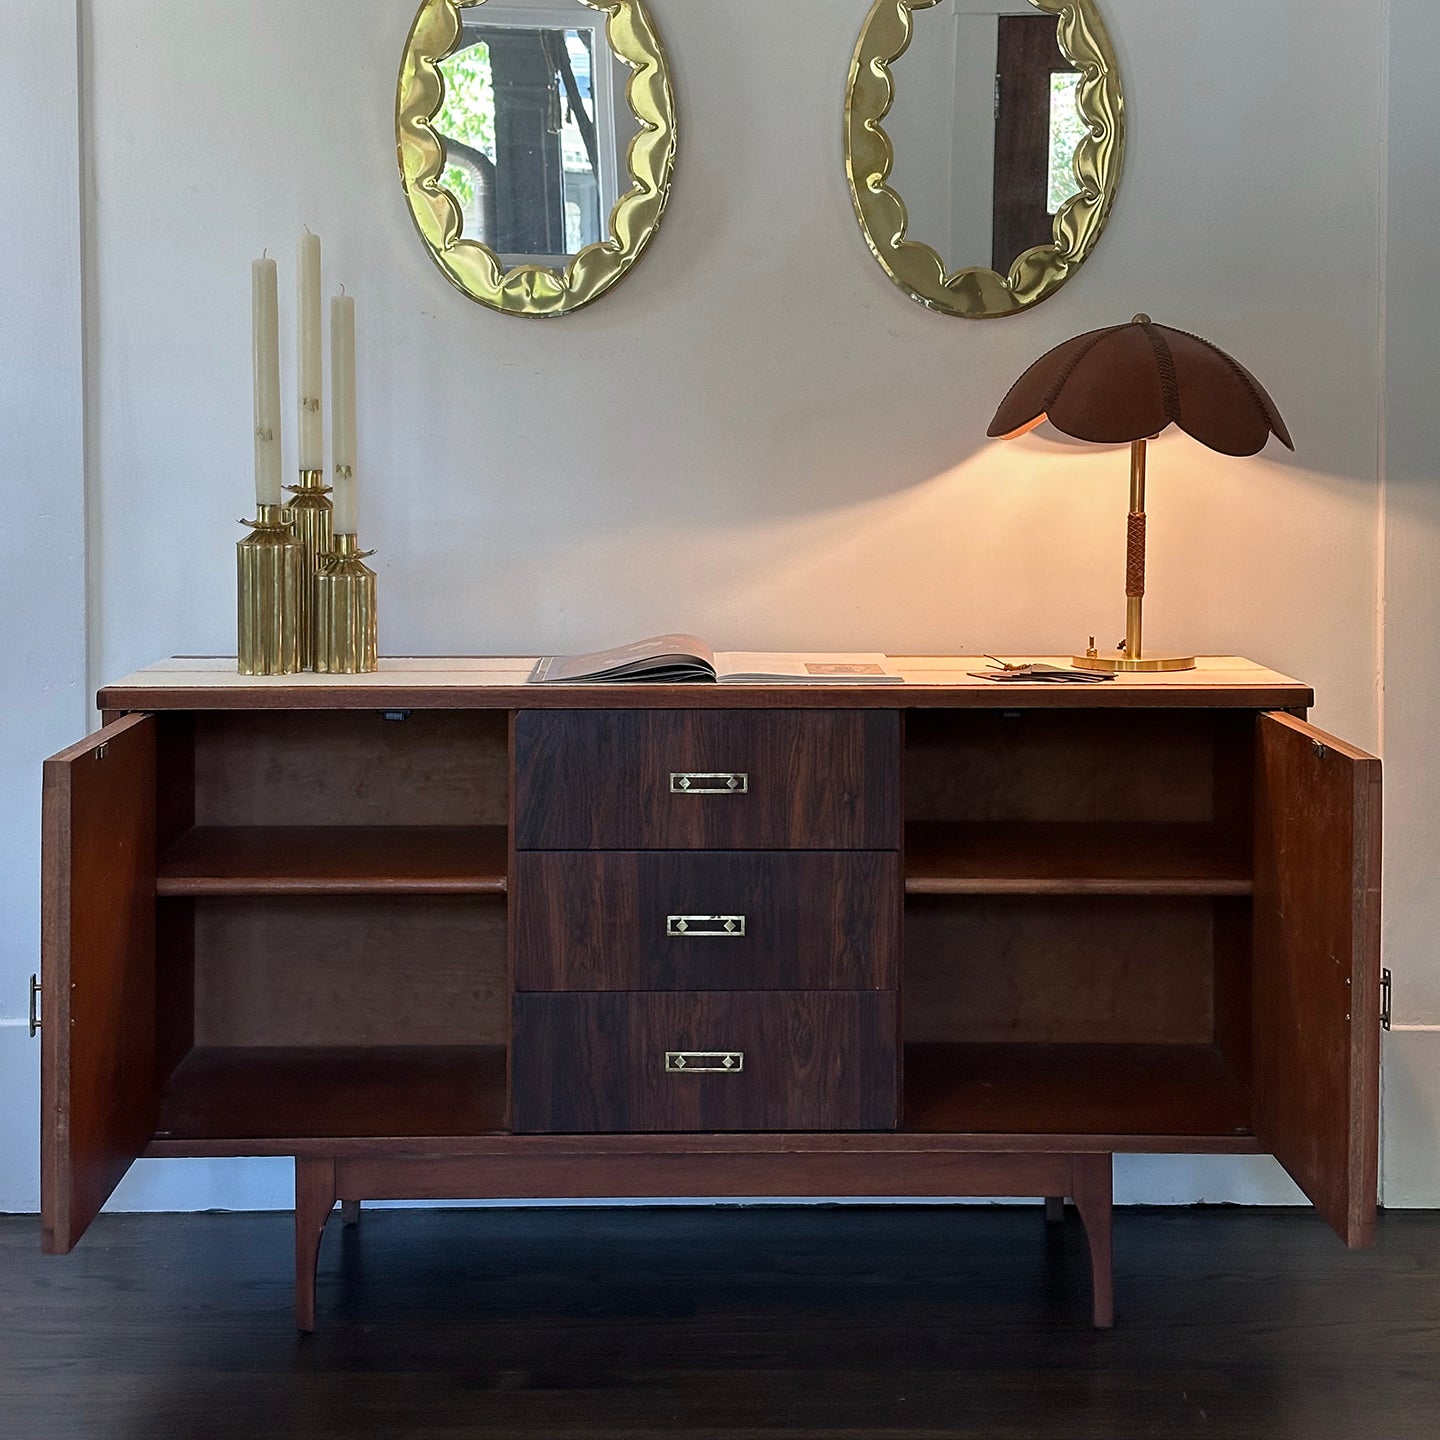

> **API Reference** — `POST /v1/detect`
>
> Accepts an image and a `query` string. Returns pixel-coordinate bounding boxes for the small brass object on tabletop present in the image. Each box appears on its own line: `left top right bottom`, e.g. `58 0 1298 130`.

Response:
314 533 378 674
237 504 306 675
286 468 334 670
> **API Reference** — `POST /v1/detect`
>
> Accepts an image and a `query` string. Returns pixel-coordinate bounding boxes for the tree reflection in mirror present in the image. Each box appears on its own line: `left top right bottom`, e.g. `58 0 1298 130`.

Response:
435 4 637 268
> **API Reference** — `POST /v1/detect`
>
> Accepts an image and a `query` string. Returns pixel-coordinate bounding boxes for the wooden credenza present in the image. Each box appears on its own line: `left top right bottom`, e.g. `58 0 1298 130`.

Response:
39 657 1382 1330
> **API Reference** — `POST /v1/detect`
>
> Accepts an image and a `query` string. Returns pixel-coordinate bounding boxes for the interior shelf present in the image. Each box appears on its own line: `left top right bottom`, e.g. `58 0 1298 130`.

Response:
904 822 1252 896
901 1043 1255 1142
157 825 509 897
152 1046 507 1142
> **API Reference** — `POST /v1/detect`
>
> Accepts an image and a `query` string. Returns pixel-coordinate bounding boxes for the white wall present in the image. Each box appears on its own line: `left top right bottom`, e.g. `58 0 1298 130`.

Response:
5 0 1414 1212
87 0 1384 743
1380 0 1440 1206
0 0 88 1213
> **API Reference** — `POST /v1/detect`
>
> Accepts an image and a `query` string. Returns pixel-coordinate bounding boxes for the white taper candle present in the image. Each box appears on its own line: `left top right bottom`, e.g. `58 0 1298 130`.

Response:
331 292 358 533
252 257 282 506
297 232 323 471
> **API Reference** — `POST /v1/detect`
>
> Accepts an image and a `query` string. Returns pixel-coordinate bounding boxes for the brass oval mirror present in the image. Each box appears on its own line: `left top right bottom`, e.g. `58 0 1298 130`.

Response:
845 0 1124 319
398 0 676 317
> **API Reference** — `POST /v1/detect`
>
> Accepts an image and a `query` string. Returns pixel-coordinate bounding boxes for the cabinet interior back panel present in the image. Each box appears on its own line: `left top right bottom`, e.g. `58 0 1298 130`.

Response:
190 896 507 1047
189 711 510 826
904 710 1254 828
904 895 1218 1045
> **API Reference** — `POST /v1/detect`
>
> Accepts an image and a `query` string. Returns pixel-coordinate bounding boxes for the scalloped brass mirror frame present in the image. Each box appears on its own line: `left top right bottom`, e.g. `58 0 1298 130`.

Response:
397 0 676 317
845 0 1125 319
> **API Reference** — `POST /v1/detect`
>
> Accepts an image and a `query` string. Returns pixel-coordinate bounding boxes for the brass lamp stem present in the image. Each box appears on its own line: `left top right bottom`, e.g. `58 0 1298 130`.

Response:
1126 438 1147 661
1072 431 1195 674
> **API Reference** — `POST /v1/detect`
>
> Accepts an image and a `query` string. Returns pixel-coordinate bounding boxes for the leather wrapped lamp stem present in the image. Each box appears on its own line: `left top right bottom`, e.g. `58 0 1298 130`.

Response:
1073 436 1195 674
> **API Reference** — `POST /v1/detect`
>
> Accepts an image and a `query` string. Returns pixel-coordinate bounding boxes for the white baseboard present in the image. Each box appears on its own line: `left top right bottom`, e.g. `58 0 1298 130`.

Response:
0 1027 38 1213
1383 1028 1440 1206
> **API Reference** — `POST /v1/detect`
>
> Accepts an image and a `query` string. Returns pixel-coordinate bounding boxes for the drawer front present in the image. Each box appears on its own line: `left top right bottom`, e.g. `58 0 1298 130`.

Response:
513 710 900 850
511 991 899 1132
514 851 900 991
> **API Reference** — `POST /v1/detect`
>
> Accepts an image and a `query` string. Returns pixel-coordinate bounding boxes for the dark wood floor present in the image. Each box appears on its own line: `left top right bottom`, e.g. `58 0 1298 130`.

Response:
3 1205 1438 1439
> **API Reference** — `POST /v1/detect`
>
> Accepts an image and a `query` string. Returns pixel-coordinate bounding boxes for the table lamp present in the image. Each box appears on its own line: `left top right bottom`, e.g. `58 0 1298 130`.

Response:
988 315 1293 673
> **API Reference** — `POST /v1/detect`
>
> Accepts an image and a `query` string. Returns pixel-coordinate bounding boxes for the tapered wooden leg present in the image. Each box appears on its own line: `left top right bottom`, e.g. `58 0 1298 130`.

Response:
1044 1196 1065 1224
295 1158 336 1333
1071 1153 1114 1329
340 1199 361 1226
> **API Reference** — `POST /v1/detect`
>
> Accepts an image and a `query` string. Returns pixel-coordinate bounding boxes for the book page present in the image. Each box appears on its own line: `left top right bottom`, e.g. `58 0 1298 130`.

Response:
712 653 903 684
531 634 716 683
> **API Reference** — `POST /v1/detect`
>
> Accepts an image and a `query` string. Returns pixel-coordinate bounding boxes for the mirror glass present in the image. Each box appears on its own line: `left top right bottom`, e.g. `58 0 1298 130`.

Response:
433 1 642 268
886 0 1089 277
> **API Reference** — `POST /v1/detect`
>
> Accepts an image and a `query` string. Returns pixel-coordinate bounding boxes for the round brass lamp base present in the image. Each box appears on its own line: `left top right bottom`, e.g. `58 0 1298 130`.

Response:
1072 652 1197 674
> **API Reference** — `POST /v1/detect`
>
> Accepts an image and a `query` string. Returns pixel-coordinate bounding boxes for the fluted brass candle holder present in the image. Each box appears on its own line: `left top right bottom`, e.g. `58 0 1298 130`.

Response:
237 503 306 675
314 533 378 673
285 468 333 669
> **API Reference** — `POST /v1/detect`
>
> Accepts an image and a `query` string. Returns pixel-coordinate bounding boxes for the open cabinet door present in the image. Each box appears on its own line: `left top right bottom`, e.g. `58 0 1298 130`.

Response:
1253 713 1381 1248
41 714 158 1254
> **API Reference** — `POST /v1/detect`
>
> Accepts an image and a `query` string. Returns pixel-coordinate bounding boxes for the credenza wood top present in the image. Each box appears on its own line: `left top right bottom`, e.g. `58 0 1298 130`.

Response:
98 655 1313 712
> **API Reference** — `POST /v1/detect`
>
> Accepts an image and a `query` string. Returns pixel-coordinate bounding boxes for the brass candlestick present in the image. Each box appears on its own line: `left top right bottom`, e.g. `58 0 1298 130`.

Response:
285 468 333 669
314 533 378 673
237 504 306 675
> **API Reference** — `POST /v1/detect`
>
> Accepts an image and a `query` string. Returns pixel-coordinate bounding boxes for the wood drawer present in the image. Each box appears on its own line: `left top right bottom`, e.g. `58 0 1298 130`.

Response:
513 851 900 992
510 991 899 1132
512 710 900 850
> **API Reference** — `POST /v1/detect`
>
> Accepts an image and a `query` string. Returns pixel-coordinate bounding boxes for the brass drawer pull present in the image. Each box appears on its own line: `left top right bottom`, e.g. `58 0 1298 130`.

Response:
670 771 748 794
666 914 746 937
665 1051 744 1073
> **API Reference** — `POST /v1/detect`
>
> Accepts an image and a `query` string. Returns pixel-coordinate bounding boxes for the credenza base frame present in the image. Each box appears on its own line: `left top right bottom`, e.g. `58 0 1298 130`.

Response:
293 1149 1115 1334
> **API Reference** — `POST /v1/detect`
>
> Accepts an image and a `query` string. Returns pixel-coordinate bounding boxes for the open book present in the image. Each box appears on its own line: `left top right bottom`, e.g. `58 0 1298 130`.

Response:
529 634 904 685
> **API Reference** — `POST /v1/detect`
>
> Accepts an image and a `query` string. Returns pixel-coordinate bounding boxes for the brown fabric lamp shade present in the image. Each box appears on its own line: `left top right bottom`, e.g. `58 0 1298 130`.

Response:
988 317 1294 457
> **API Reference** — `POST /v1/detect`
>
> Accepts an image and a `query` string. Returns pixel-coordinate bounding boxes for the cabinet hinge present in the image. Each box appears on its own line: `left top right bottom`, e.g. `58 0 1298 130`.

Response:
1380 969 1392 1031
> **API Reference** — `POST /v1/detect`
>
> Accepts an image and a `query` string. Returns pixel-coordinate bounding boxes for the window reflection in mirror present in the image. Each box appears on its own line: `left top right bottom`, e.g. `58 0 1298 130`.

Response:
1047 71 1087 214
886 1 1085 278
434 2 640 268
